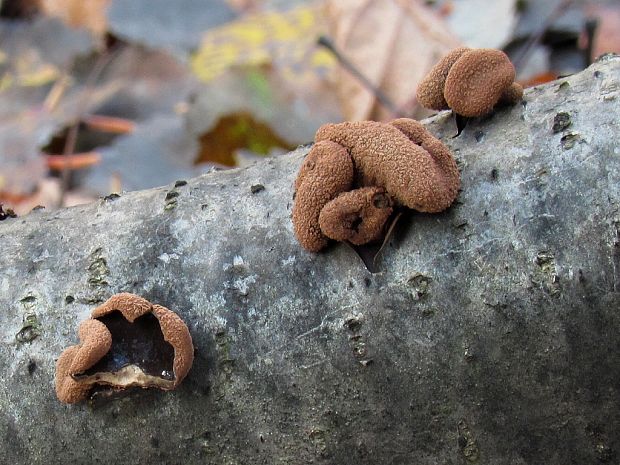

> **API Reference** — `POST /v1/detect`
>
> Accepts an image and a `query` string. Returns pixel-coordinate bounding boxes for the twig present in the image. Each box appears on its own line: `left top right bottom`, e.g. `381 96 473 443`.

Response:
583 17 599 66
512 0 573 72
58 47 120 208
317 35 401 117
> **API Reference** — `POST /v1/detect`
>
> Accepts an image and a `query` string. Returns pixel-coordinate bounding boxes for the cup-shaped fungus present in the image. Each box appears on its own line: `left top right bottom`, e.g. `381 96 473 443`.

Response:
319 186 393 245
55 293 194 404
417 47 523 118
292 118 460 252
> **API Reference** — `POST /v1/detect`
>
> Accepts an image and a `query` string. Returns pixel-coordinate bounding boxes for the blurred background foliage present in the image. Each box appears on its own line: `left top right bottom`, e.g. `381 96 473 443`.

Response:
0 0 618 214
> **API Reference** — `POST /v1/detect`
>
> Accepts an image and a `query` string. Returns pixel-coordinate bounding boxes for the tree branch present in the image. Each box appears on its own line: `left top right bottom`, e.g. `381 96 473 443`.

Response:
1 55 619 465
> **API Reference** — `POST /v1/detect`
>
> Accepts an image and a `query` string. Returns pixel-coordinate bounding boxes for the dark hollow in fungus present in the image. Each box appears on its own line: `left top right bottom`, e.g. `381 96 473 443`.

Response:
75 312 176 383
417 47 523 118
292 118 460 252
55 293 194 404
319 187 393 245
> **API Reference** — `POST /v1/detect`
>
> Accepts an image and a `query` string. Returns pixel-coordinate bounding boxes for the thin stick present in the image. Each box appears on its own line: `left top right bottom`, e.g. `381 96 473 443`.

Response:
583 17 599 66
317 35 401 117
512 0 573 72
58 47 120 208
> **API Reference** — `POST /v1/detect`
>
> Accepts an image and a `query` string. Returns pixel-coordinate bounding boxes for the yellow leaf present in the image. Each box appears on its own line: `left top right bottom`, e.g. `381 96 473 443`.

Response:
18 63 59 87
191 4 335 83
0 74 13 92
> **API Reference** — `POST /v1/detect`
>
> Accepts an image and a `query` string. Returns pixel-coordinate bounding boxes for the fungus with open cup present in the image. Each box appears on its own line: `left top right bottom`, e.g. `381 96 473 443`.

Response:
55 293 194 404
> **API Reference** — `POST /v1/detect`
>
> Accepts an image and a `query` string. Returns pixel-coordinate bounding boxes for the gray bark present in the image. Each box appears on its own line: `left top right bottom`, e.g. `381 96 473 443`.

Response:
1 55 619 465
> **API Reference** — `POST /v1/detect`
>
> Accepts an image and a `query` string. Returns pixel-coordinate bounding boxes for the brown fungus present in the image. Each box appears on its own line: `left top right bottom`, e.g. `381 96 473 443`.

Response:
292 140 354 252
319 187 393 245
55 293 194 404
292 118 459 252
416 46 471 111
417 47 522 117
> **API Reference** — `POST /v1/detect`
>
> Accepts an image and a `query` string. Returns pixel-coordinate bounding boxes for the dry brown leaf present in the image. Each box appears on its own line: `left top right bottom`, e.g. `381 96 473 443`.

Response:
40 0 110 38
3 178 96 215
584 4 620 58
325 0 461 121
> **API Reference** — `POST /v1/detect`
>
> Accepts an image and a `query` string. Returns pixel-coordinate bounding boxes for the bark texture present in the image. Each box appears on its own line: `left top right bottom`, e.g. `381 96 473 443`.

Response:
1 56 620 465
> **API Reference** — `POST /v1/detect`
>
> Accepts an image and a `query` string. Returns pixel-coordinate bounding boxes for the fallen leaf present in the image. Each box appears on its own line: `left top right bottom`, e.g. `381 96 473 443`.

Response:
92 45 197 121
191 3 334 83
445 0 517 49
190 3 345 153
348 210 404 273
325 0 461 121
82 114 203 194
40 0 111 39
108 0 235 54
584 3 620 58
195 111 294 166
186 65 341 162
0 16 94 92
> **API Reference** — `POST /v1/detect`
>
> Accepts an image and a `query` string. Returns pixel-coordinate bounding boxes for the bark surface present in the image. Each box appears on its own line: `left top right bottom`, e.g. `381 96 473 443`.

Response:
1 56 619 465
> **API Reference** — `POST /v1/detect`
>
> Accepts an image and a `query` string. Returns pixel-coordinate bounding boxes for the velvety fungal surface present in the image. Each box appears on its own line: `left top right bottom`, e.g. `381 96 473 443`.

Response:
444 48 516 117
319 186 393 245
416 46 470 111
292 118 460 252
292 140 354 252
417 47 522 117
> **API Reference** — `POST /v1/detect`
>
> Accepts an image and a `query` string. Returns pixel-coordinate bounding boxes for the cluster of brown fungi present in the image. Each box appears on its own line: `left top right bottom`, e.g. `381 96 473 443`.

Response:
292 118 460 252
292 47 522 252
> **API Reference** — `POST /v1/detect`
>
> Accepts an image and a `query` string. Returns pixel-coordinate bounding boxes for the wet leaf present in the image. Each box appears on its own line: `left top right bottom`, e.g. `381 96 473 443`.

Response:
445 0 517 49
325 0 460 121
186 66 341 159
108 0 235 54
82 114 203 194
195 111 294 166
0 18 98 204
0 16 94 92
190 4 344 152
92 45 197 121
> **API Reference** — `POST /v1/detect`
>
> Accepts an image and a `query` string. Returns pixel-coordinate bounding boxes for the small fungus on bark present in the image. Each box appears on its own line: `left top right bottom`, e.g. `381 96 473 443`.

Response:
417 47 523 118
319 186 393 245
292 118 460 252
55 293 194 404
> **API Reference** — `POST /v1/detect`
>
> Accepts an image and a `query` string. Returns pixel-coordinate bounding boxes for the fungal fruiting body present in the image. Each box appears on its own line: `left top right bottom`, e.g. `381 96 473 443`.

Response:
292 118 460 252
417 47 523 117
55 293 194 404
